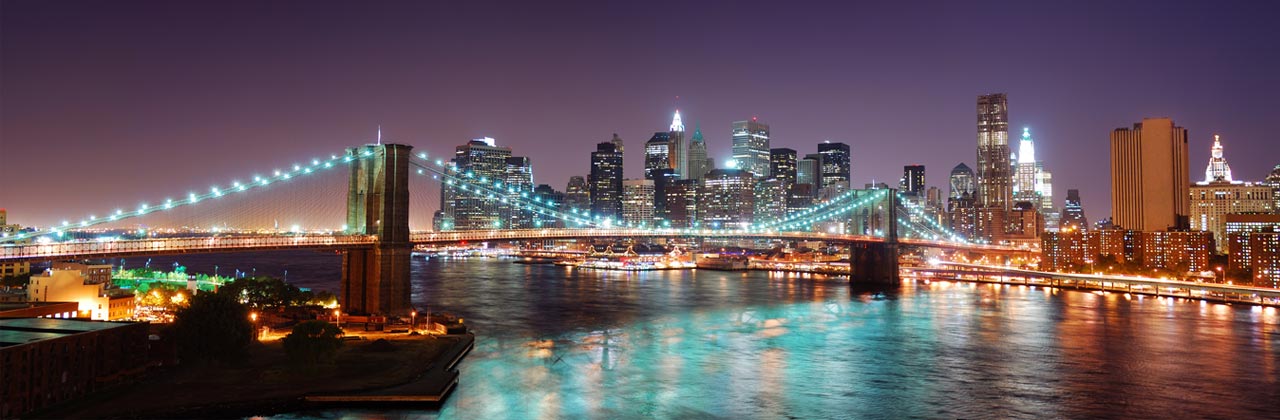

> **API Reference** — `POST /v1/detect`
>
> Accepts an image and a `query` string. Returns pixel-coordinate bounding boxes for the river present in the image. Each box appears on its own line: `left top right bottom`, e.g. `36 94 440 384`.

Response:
131 251 1280 419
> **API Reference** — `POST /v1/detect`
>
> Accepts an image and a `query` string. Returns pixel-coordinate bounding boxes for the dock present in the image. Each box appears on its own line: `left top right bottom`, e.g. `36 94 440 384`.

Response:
304 333 475 404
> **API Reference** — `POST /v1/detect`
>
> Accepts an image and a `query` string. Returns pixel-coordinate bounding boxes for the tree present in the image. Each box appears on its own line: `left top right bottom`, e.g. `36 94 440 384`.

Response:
170 291 253 364
282 320 344 367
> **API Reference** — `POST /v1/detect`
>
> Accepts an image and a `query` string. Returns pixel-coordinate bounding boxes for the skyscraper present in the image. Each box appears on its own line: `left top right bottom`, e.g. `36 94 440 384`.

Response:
731 118 771 178
1202 135 1235 184
901 165 925 197
948 163 978 238
797 154 819 187
701 168 755 229
817 142 851 192
669 110 687 179
1190 136 1274 252
564 176 590 212
754 178 788 225
589 141 624 220
644 132 670 180
769 148 798 187
976 93 1012 211
504 156 534 228
1265 165 1280 210
445 138 512 230
1061 189 1087 232
687 124 708 181
532 184 564 228
622 179 656 227
1110 118 1190 232
948 163 976 200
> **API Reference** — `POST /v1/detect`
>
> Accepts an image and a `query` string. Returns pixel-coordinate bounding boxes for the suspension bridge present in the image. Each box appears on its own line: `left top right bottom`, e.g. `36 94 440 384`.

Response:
1 143 1028 316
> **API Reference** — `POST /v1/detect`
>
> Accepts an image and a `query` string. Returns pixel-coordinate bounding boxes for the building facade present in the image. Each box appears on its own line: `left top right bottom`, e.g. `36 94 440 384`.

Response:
622 179 656 227
1061 189 1088 232
731 118 771 178
1110 118 1190 232
976 93 1012 211
770 148 798 187
700 169 755 229
687 125 708 181
444 138 513 230
1190 135 1274 252
817 142 851 193
589 141 624 220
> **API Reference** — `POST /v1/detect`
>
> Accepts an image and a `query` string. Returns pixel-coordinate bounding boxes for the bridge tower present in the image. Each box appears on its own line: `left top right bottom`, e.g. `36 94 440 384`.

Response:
850 189 899 286
341 143 413 316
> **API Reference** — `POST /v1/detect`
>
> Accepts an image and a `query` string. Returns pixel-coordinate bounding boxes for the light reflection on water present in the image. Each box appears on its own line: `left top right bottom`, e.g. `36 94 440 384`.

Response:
254 257 1278 419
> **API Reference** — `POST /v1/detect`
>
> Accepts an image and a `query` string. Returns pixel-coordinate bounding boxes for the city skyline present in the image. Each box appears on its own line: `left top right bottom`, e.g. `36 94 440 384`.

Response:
4 1 1279 228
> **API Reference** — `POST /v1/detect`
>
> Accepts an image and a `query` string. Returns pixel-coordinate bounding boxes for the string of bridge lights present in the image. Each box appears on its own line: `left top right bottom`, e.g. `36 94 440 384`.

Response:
0 150 374 243
894 192 971 243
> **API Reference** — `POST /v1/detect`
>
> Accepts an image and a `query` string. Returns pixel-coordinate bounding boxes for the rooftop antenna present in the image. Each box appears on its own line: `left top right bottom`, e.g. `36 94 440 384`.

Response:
377 125 382 145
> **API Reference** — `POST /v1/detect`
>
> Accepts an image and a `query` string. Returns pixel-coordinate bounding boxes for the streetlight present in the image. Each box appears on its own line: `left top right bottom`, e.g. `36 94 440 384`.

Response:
334 309 341 328
1216 266 1223 283
250 312 259 341
410 310 417 333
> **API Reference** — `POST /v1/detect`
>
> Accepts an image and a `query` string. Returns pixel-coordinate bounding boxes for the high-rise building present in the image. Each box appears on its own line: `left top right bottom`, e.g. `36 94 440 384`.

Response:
901 165 925 197
817 142 851 193
610 132 625 154
651 168 679 223
754 178 788 225
669 110 687 179
731 118 771 178
532 184 564 228
976 93 1012 211
445 138 512 230
770 148 798 187
787 184 814 217
687 125 708 181
1061 189 1088 232
700 168 755 229
1202 135 1234 184
1011 127 1057 229
622 179 656 227
564 176 590 212
947 163 978 239
1190 135 1274 252
644 132 671 180
1110 118 1190 232
797 154 820 187
504 156 534 228
663 179 700 228
589 141 624 220
1263 165 1280 210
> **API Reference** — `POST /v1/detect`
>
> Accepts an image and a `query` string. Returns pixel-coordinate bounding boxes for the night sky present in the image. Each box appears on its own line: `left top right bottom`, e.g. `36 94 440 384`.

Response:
3 0 1278 228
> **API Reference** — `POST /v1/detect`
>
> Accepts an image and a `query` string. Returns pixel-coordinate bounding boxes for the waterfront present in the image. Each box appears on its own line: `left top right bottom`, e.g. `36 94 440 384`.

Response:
134 251 1280 419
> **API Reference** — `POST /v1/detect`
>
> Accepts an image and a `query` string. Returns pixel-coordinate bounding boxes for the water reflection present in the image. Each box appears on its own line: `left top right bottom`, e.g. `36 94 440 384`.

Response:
272 258 1278 419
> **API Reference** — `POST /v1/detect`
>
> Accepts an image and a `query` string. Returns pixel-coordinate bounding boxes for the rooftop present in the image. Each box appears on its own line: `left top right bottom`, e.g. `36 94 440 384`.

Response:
0 318 137 348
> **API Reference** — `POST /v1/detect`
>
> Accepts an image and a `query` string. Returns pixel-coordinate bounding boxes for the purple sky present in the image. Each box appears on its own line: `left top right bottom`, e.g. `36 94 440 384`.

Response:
3 0 1278 229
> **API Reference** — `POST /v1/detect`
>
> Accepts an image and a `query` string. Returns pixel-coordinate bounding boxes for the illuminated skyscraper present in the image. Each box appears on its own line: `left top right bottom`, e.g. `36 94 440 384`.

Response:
701 169 755 229
770 148 797 187
446 138 512 230
1061 189 1087 232
731 118 771 178
504 156 534 228
669 110 687 179
976 93 1012 211
687 124 708 181
818 142 851 193
948 163 977 238
1110 118 1190 231
901 165 925 197
564 176 590 212
622 179 656 227
1190 135 1273 251
1202 135 1235 184
590 141 624 220
644 132 670 180
797 154 819 187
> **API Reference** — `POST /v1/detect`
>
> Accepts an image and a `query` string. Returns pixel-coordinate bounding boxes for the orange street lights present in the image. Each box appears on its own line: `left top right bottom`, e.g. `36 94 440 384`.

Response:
411 310 417 333
334 309 341 328
1216 266 1223 283
250 312 259 341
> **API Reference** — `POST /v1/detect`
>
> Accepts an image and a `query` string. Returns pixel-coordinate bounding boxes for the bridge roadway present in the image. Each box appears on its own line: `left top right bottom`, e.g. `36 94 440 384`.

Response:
0 229 1025 263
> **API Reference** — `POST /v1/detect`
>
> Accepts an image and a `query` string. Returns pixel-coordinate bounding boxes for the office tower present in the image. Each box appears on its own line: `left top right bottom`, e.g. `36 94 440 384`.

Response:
532 184 564 228
901 165 925 197
1110 117 1190 231
644 132 671 180
948 163 978 238
700 168 755 229
651 168 679 223
669 110 687 179
797 154 819 187
589 141 624 220
731 118 771 177
1265 165 1280 209
754 178 788 225
787 184 814 217
564 176 590 212
687 124 708 181
504 156 534 228
1190 135 1274 252
663 179 701 228
610 132 625 154
622 179 656 227
1061 189 1088 232
446 138 512 230
770 148 798 186
818 142 851 192
976 93 1012 210
1013 127 1038 204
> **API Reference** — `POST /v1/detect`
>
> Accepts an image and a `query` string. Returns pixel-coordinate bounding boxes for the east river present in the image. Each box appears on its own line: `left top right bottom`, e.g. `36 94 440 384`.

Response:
133 251 1280 419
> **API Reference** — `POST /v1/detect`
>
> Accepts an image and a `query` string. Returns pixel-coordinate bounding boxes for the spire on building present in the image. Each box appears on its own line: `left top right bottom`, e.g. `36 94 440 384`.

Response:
1201 134 1236 184
1017 127 1036 164
691 123 704 142
670 110 684 132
